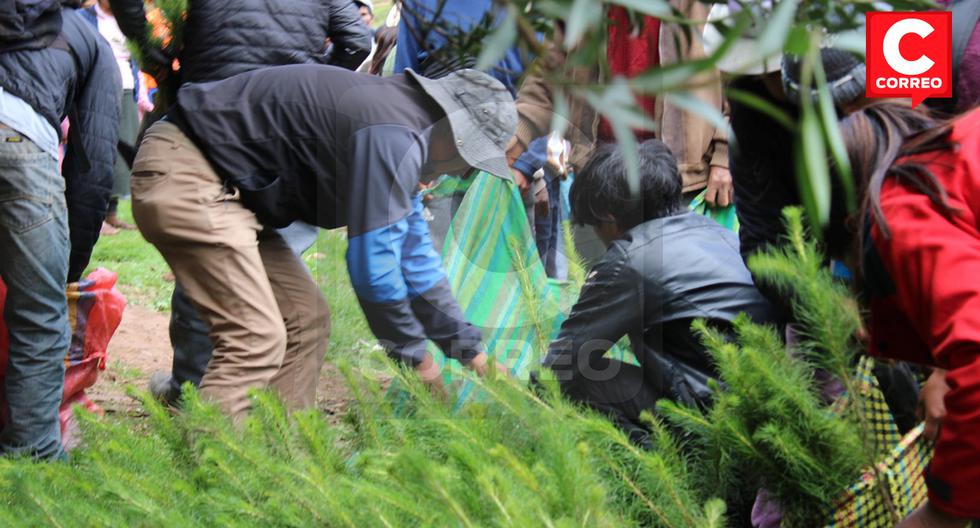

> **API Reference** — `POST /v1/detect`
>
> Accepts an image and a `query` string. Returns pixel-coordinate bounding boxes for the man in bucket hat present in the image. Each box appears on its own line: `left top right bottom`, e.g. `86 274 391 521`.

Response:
130 64 516 420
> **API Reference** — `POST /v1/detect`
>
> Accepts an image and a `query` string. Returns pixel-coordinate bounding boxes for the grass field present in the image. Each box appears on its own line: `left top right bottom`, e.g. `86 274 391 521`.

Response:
371 0 395 27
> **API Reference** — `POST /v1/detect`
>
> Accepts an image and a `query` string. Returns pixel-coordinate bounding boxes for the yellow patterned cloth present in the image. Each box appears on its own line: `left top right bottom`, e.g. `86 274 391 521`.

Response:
825 358 932 527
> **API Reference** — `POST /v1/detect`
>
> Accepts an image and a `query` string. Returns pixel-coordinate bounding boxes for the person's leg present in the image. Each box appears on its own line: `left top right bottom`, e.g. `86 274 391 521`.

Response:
105 90 138 230
261 231 330 411
162 281 214 399
132 122 287 422
557 357 661 448
0 127 69 460
155 217 318 405
535 176 563 278
534 190 554 275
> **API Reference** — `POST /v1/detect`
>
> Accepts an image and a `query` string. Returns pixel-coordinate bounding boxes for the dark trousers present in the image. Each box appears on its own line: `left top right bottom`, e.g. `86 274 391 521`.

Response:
558 357 661 448
534 176 562 278
107 90 139 216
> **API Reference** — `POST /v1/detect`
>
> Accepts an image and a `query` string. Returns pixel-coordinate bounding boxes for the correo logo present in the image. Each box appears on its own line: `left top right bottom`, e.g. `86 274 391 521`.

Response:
866 12 952 107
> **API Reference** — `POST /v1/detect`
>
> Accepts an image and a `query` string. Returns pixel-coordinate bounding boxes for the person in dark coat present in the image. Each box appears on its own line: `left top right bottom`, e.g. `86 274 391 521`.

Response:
543 140 772 446
107 0 373 405
130 65 516 419
0 0 120 459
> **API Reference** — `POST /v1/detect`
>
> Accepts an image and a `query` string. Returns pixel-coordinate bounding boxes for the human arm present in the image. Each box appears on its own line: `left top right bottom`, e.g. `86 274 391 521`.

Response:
704 96 732 207
511 136 548 199
507 28 565 162
324 0 372 70
345 125 477 365
544 242 643 385
896 502 969 528
62 13 121 281
872 181 980 519
107 0 171 82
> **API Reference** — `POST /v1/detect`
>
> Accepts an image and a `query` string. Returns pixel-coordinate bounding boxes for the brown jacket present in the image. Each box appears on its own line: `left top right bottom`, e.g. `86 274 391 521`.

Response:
509 0 728 193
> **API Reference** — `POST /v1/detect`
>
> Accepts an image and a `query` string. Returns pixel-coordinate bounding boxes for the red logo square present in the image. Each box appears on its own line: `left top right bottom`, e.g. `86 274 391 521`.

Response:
866 11 952 107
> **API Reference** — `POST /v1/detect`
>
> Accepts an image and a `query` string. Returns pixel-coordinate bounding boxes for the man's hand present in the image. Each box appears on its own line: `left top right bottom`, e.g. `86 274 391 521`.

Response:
897 502 969 528
704 166 733 208
512 167 530 197
918 369 949 441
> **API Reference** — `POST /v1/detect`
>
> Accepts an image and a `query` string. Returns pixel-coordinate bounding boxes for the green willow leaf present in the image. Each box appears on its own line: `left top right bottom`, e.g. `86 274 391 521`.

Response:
813 57 857 211
827 29 866 56
550 87 571 140
579 80 653 195
798 64 831 227
664 92 732 140
632 12 752 93
724 88 796 131
606 0 672 18
755 0 798 58
564 0 603 48
476 5 518 71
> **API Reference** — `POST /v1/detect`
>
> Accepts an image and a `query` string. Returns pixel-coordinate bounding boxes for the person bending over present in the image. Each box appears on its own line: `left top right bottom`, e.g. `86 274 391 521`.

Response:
130 65 515 421
543 140 772 444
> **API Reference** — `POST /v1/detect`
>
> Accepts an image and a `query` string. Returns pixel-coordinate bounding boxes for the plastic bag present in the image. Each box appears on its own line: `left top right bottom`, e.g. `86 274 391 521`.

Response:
689 189 740 232
0 268 126 448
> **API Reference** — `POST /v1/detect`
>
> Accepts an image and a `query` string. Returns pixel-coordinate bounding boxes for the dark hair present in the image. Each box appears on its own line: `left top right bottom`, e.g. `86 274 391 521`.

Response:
368 26 399 76
840 101 957 240
570 139 685 230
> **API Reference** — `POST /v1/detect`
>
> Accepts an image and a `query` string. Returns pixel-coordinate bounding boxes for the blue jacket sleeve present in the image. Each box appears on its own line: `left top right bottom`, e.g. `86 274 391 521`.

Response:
62 12 122 281
345 125 430 363
512 136 548 179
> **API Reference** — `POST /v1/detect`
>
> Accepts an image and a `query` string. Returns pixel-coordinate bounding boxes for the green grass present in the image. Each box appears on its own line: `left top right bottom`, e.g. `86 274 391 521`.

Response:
86 201 373 361
303 230 375 364
85 201 172 311
371 0 394 28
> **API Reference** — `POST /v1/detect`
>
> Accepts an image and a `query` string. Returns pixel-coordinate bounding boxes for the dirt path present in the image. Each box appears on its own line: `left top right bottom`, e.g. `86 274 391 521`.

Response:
88 303 351 419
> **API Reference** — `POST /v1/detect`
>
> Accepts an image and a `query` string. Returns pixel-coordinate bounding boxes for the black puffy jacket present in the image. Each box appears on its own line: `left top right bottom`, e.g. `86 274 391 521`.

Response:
110 0 372 84
0 2 121 281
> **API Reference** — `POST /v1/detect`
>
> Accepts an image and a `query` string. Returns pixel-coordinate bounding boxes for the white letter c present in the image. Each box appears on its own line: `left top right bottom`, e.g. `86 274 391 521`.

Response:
883 18 936 76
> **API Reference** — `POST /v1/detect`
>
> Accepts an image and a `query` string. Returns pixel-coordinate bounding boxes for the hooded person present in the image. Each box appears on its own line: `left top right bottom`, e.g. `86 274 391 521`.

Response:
130 65 516 420
0 0 121 459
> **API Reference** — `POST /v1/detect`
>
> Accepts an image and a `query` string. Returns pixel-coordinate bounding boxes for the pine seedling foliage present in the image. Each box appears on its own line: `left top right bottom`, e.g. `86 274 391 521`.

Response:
658 316 865 526
747 207 861 384
658 208 872 525
0 356 727 527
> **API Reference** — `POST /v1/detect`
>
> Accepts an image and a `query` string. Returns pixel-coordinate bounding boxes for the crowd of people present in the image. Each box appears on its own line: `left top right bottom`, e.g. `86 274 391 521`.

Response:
1 0 979 526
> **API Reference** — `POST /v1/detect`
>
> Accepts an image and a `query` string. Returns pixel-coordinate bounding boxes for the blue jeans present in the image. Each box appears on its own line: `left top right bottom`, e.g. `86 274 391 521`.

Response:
166 221 319 397
534 175 563 279
0 127 69 460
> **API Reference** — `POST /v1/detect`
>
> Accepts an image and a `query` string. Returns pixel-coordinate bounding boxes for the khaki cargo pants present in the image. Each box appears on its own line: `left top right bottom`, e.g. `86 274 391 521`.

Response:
131 121 329 422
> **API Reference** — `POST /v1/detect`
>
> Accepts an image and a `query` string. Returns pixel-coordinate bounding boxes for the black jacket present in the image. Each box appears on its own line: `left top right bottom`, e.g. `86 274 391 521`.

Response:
157 64 478 369
109 0 372 85
0 3 121 281
544 212 773 401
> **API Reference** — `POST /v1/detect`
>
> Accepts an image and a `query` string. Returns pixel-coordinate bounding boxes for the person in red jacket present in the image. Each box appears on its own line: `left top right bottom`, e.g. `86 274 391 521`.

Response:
847 102 980 527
